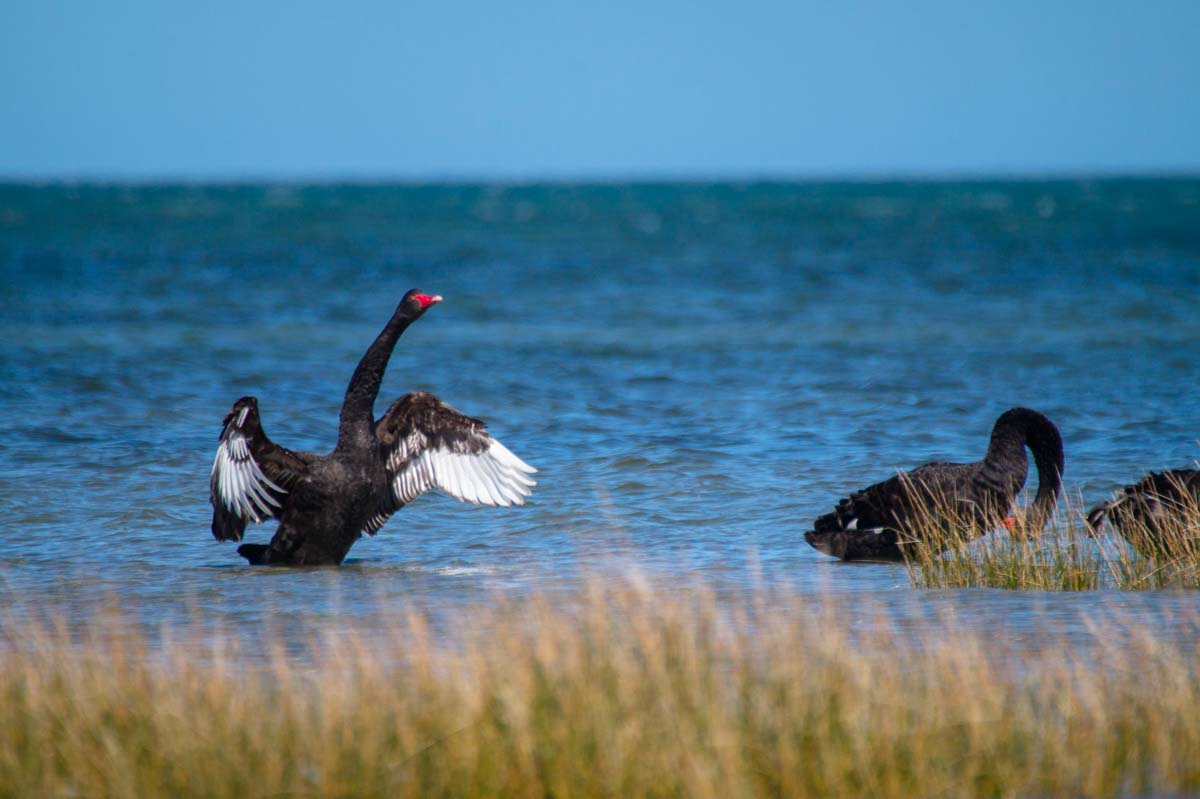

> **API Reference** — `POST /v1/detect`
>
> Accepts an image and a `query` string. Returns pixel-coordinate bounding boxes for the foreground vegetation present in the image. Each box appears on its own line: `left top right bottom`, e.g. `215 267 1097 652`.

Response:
902 489 1200 591
2 581 1199 798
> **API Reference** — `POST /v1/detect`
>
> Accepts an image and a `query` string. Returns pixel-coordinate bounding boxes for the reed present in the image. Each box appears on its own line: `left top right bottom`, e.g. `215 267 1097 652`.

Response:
899 489 1099 590
1 580 1199 798
881 473 1200 590
1092 479 1200 590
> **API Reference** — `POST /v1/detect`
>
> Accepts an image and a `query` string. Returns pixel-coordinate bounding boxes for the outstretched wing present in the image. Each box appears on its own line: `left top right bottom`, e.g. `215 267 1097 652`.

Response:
365 391 537 535
209 397 311 542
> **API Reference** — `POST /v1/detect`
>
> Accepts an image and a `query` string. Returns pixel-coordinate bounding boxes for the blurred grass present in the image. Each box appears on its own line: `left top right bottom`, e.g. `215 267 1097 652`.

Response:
2 579 1199 798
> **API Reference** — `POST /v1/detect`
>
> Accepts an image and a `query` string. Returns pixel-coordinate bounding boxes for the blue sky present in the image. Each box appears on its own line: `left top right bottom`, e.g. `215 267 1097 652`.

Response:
2 0 1198 178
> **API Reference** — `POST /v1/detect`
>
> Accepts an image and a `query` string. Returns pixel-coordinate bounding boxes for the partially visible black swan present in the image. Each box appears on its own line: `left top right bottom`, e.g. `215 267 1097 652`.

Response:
1087 468 1200 557
209 289 537 566
804 407 1064 561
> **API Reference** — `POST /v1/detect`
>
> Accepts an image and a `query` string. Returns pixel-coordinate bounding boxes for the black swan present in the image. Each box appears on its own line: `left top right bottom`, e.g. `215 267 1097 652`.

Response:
1087 468 1200 557
209 289 537 566
804 407 1064 561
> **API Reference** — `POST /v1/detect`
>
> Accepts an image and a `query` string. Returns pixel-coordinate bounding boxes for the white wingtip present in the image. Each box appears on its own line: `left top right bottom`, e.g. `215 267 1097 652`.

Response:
489 439 538 475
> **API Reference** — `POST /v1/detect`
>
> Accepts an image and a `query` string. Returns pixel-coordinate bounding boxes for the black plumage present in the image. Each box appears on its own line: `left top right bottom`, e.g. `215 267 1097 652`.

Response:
1087 469 1200 557
209 289 536 566
804 407 1065 561
208 396 313 544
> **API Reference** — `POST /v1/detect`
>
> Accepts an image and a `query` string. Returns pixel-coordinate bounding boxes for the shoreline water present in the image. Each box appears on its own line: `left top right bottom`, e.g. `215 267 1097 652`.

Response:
1 178 1198 641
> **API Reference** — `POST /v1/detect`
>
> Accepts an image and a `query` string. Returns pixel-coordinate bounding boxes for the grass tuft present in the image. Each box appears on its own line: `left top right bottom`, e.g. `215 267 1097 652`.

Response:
886 481 1200 590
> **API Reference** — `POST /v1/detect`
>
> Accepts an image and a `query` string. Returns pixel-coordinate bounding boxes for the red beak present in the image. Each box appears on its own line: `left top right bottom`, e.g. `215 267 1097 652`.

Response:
413 293 443 309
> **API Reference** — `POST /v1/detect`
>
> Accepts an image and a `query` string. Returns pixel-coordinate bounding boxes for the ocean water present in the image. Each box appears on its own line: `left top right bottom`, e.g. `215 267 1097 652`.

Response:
1 179 1199 645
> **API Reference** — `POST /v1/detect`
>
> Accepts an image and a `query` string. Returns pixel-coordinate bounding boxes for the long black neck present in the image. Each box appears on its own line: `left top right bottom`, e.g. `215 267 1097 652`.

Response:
982 407 1064 530
336 303 420 452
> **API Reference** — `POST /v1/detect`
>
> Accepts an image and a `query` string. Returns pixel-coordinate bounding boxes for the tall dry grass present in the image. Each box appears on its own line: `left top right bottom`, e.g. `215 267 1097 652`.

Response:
1092 471 1200 561
2 580 1199 798
897 486 1200 590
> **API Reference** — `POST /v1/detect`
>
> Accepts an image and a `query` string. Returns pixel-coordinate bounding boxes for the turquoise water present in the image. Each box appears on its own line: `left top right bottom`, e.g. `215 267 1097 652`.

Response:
1 180 1199 642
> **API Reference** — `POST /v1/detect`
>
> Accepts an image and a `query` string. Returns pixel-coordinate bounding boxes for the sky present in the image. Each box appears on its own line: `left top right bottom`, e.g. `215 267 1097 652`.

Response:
1 0 1198 179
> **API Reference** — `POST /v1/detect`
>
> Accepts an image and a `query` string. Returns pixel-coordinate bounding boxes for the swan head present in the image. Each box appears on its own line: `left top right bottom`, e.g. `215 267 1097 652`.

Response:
402 289 443 313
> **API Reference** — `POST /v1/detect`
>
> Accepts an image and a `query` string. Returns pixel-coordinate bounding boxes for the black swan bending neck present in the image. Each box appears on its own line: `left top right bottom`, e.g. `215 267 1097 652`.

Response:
982 406 1065 527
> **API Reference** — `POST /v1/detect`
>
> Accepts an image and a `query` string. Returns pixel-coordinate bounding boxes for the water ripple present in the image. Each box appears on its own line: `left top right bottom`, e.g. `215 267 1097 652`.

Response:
1 180 1199 644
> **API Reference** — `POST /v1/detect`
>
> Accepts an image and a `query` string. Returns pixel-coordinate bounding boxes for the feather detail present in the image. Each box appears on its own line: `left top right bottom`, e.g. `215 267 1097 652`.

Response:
366 391 537 534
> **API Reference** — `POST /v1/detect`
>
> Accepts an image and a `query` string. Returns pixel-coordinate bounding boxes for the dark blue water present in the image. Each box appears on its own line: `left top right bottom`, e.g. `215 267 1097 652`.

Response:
2 180 1199 643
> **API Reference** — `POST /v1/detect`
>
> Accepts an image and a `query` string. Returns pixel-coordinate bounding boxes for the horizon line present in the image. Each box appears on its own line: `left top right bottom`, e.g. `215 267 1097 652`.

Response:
2 166 1199 187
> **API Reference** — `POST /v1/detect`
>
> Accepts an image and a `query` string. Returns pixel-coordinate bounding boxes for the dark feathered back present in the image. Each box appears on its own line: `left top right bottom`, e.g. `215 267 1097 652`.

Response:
1087 469 1200 557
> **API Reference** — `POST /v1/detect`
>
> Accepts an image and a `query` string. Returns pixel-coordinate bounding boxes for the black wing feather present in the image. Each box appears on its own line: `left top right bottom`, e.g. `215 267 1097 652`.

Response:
813 462 977 536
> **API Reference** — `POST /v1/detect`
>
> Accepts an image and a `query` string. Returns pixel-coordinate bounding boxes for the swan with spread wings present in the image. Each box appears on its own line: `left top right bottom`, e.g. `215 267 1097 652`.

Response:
209 290 536 566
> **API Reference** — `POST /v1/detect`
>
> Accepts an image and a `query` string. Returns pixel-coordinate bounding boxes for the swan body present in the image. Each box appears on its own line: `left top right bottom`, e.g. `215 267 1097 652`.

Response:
804 407 1064 561
1087 468 1200 557
208 290 536 566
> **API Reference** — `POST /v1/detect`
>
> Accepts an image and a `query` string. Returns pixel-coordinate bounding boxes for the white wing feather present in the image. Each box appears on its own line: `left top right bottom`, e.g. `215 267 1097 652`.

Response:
211 428 286 523
390 436 537 508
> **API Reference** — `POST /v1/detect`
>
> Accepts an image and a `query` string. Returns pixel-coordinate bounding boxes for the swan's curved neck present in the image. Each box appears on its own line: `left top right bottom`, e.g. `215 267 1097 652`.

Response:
983 408 1064 529
336 305 418 451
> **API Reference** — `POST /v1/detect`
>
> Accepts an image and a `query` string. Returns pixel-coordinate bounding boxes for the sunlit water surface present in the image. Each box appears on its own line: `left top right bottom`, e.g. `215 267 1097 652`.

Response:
2 180 1199 649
